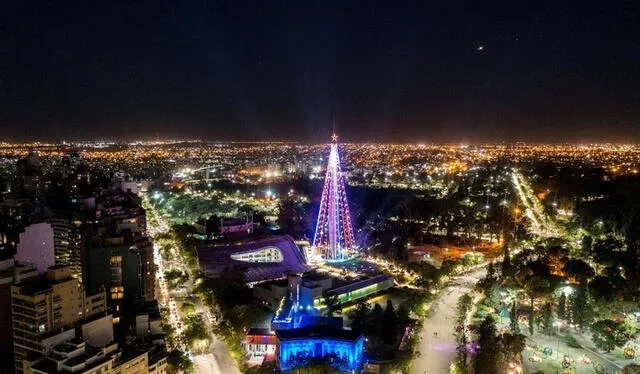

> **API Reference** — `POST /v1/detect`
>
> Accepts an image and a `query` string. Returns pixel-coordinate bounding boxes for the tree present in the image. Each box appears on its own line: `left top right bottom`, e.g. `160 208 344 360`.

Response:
370 303 385 337
592 236 624 269
244 364 278 374
349 300 370 332
454 328 469 374
499 333 526 365
474 316 499 374
396 303 412 328
450 362 465 374
591 319 628 352
622 364 640 374
557 292 567 320
477 266 497 296
183 315 209 352
563 259 595 285
487 262 496 280
501 246 515 280
522 275 551 335
541 302 554 335
167 351 194 373
277 198 308 239
322 293 341 317
453 293 473 372
581 235 593 257
456 294 473 324
510 301 520 335
180 302 196 315
165 268 188 288
571 286 594 330
382 300 399 344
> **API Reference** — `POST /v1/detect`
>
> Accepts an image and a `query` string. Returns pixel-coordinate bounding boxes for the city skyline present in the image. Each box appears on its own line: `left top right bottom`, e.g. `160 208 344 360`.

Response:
2 123 640 373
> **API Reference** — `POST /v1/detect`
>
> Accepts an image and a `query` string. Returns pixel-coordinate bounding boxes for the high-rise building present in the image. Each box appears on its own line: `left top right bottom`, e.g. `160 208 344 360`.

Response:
85 233 155 324
0 259 38 374
0 198 32 249
50 218 85 283
11 265 106 372
16 152 44 195
101 205 147 237
61 150 81 178
313 134 355 261
133 236 155 303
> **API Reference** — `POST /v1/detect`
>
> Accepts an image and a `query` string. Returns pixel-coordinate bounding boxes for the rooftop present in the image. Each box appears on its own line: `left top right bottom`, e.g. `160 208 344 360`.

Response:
326 274 393 296
247 327 275 336
198 235 309 282
17 282 53 296
254 278 289 289
276 326 362 342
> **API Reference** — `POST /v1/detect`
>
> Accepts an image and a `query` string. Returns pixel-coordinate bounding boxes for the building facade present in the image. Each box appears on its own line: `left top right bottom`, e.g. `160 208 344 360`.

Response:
197 235 309 282
22 314 167 374
50 218 85 283
275 326 365 372
11 265 106 372
16 223 55 274
0 259 38 374
85 234 155 323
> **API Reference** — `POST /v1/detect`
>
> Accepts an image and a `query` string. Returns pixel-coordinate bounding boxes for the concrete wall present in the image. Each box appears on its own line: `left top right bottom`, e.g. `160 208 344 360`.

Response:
16 223 55 274
83 315 114 347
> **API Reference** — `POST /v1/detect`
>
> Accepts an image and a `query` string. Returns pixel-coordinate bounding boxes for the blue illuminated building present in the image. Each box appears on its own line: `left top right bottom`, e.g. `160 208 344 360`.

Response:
276 326 365 372
268 274 366 372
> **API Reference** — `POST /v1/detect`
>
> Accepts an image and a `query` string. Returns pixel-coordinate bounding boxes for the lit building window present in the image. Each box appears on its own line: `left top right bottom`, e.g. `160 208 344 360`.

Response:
230 246 284 263
110 286 124 299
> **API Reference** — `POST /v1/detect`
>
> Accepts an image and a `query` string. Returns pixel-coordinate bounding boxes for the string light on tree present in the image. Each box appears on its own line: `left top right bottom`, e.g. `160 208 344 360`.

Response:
313 132 355 261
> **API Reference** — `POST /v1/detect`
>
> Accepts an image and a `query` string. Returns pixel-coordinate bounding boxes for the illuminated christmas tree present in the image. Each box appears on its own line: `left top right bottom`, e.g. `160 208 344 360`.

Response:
313 133 355 260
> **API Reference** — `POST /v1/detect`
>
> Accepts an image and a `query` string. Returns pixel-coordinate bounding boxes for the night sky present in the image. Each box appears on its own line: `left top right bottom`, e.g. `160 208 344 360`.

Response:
2 1 639 142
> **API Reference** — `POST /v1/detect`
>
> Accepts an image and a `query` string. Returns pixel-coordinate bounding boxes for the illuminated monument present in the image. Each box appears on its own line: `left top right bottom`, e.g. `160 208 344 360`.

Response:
313 133 355 261
270 274 365 372
262 133 364 372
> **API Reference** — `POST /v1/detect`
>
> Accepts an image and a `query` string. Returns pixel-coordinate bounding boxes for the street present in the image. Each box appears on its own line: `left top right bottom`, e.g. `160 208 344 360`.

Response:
146 197 240 374
511 170 561 237
411 268 486 374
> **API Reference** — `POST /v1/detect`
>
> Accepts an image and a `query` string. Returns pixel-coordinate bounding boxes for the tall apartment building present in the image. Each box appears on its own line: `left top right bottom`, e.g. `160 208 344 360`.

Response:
85 233 155 324
0 259 38 374
133 236 155 303
16 152 44 195
0 198 32 248
50 218 85 283
101 206 147 237
11 265 106 373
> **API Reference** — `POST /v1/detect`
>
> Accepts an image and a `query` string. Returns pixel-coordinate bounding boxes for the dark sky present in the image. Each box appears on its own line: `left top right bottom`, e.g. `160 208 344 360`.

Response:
2 1 639 142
